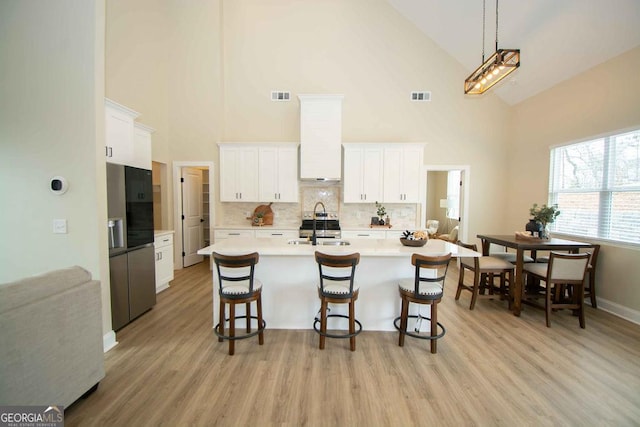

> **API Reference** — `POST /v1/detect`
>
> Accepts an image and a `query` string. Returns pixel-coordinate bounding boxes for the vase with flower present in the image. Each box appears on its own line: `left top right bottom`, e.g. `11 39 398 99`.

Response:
529 203 560 239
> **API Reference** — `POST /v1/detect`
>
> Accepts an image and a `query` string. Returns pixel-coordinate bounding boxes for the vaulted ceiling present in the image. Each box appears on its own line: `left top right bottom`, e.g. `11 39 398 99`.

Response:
388 0 640 105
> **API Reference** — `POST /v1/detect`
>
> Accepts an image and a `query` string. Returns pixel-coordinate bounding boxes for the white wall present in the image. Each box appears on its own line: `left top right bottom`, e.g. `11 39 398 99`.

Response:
0 0 111 333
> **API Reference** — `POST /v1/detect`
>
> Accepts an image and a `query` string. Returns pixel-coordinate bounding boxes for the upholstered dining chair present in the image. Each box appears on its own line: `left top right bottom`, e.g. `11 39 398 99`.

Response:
523 252 590 328
455 241 515 310
394 253 452 354
533 244 600 308
212 252 266 355
313 251 362 351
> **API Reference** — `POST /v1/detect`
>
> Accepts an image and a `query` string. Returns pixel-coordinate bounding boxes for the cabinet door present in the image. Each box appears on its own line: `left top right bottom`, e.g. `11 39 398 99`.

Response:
399 145 423 202
155 245 173 293
343 147 364 203
237 148 259 201
361 148 383 202
132 124 152 170
219 146 259 202
343 146 383 203
275 146 298 202
383 145 424 203
105 107 134 165
258 147 279 202
383 147 403 203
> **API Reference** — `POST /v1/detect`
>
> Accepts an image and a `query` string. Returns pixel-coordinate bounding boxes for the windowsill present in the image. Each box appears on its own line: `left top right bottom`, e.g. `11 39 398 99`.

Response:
551 232 640 251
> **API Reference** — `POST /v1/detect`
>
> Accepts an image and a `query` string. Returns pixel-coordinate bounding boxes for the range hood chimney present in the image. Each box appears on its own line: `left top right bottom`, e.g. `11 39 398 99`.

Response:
298 94 343 181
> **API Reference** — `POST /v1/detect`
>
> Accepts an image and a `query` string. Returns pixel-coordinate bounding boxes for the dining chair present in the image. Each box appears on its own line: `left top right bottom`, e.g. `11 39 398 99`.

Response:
212 252 266 355
455 241 515 310
522 252 590 328
533 244 600 308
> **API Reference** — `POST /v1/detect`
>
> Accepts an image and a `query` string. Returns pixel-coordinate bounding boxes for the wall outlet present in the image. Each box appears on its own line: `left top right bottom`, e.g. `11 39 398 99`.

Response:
53 219 67 234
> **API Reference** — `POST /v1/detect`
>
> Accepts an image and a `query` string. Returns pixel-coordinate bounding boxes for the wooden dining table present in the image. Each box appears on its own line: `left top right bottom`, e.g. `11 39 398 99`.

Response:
477 234 592 316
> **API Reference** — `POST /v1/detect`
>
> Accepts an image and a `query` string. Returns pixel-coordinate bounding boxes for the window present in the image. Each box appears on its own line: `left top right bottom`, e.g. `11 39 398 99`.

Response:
549 128 640 245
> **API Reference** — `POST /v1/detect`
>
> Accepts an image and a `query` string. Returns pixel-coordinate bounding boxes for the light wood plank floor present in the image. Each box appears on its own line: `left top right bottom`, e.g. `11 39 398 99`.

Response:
66 260 640 426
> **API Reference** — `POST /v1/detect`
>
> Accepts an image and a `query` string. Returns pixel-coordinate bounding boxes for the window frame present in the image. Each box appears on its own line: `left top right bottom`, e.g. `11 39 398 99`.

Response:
548 126 640 249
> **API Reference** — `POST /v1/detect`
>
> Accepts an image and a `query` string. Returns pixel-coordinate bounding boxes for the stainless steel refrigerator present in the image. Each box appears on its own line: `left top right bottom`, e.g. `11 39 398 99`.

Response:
107 163 156 331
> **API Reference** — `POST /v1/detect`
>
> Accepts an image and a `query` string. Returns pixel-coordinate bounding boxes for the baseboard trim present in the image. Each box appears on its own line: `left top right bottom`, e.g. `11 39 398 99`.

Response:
103 330 118 353
597 298 640 326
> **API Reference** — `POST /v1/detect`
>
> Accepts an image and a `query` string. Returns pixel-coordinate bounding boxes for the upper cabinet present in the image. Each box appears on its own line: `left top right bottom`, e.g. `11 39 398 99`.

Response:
382 144 424 203
343 144 384 203
131 123 154 170
219 144 259 202
258 144 299 202
105 98 153 170
343 143 424 204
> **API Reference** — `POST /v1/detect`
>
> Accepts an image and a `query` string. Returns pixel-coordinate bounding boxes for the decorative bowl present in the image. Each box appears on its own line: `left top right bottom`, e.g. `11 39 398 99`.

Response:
400 238 427 247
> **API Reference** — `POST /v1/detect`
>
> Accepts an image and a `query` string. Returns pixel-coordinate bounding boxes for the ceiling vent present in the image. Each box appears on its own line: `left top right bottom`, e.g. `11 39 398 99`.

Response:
411 91 431 102
271 91 290 101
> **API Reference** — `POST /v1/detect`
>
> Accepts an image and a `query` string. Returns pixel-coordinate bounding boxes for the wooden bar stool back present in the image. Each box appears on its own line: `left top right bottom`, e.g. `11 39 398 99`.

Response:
394 253 451 354
212 252 265 355
313 251 362 351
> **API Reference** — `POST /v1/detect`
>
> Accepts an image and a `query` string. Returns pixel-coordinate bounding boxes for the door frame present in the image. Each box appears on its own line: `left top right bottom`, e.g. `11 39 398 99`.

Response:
172 161 215 270
421 165 470 243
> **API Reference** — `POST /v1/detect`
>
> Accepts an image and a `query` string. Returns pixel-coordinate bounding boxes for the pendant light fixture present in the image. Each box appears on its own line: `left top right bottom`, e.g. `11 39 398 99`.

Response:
464 0 520 95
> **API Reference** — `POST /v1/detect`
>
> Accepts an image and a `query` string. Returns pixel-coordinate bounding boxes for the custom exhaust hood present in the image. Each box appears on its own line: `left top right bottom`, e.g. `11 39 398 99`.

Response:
298 94 344 181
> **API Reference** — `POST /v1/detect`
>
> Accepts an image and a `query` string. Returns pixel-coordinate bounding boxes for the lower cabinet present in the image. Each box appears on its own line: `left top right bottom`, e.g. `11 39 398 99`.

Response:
155 233 174 293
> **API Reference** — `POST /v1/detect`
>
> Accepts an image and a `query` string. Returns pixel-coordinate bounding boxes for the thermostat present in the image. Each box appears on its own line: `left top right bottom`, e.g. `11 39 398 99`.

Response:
50 176 69 195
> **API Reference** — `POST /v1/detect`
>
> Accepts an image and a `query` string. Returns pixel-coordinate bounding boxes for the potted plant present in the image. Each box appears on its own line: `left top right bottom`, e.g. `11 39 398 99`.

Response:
254 212 264 226
375 202 387 225
529 203 560 239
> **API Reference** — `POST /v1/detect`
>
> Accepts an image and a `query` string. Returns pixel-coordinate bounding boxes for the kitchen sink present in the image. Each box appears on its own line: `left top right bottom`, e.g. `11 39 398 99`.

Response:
287 239 350 246
288 239 311 245
320 240 351 246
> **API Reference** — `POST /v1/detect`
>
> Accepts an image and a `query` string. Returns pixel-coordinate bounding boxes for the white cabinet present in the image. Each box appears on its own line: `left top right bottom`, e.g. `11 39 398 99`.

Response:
341 230 386 239
219 145 259 202
105 99 139 165
385 230 406 240
342 144 384 203
214 229 255 242
383 144 424 203
154 233 174 293
132 123 154 170
255 229 298 239
259 145 299 202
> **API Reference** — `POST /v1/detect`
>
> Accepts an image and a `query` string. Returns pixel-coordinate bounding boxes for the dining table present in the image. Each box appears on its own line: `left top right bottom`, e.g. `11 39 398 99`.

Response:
477 234 592 316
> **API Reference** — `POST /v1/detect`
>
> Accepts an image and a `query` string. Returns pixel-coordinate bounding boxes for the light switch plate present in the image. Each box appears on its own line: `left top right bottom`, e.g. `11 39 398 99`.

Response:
53 219 67 234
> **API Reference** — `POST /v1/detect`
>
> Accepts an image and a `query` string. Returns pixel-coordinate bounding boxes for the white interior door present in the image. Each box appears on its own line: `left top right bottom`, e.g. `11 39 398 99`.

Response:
182 167 204 267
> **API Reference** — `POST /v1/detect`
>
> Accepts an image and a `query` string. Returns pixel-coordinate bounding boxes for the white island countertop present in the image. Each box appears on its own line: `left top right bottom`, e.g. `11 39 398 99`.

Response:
197 237 478 258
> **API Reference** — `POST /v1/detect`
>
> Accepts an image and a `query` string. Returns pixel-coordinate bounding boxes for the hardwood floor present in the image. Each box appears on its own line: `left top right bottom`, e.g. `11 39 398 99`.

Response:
65 260 640 426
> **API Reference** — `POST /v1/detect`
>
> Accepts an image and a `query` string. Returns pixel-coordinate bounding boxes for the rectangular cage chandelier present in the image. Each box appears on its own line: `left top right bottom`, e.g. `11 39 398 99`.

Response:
464 0 520 95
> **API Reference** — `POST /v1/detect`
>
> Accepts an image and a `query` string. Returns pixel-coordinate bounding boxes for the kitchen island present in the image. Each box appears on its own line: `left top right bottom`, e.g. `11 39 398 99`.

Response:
197 237 479 332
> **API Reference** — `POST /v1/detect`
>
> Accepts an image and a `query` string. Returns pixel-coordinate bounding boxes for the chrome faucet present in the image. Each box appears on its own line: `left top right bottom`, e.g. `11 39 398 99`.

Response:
311 202 326 246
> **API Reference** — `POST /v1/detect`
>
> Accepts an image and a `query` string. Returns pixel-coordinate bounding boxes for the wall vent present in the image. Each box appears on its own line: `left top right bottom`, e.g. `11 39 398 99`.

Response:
271 91 291 101
410 91 431 102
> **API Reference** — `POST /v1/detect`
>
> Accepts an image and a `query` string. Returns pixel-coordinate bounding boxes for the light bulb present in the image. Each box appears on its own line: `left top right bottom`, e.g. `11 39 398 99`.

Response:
492 68 500 75
475 82 481 89
487 73 493 80
481 78 487 84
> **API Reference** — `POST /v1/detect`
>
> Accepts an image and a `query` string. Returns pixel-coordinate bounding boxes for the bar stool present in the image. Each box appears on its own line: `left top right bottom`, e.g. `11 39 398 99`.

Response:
212 252 266 355
394 253 451 354
313 251 362 351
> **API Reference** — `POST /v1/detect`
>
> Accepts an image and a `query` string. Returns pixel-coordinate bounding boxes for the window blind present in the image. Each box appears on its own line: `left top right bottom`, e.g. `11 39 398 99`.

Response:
549 129 640 245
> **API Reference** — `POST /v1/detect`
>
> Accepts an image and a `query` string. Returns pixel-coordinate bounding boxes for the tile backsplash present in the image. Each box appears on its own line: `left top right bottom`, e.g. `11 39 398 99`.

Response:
218 181 418 229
